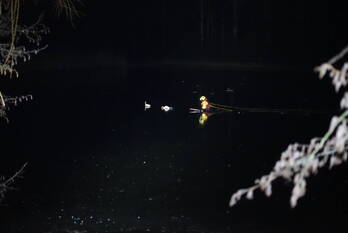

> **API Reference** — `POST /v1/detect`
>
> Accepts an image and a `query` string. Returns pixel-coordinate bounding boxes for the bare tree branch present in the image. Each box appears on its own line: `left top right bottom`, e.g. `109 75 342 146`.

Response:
230 47 348 208
0 163 27 203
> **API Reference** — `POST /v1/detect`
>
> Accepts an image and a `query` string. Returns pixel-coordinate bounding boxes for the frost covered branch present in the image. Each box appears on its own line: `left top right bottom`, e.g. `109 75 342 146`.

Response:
230 47 348 208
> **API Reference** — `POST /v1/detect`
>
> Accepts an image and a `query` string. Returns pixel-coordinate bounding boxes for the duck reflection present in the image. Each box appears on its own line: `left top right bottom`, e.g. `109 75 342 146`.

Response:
191 95 326 126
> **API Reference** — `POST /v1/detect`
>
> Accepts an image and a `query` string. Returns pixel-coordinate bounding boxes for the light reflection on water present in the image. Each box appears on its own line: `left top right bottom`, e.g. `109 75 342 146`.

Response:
0 69 336 233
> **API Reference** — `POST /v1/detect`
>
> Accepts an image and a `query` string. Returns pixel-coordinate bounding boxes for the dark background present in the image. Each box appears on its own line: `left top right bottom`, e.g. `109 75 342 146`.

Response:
0 1 348 233
18 0 348 71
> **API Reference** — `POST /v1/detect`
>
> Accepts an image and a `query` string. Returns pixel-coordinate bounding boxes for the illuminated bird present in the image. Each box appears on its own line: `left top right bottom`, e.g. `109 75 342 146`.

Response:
200 96 210 110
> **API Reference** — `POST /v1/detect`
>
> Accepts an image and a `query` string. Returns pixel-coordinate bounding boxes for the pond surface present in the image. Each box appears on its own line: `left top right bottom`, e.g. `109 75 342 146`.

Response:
0 66 346 233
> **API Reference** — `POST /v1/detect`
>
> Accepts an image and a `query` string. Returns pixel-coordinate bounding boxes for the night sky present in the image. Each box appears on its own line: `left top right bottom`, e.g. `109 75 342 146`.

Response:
1 1 348 233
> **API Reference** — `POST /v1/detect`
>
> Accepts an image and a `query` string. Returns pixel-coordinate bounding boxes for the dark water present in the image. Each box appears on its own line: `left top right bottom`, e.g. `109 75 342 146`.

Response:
0 66 347 233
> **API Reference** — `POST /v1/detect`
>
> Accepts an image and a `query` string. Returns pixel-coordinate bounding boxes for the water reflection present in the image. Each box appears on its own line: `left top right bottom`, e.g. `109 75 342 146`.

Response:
0 68 338 233
188 94 330 127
